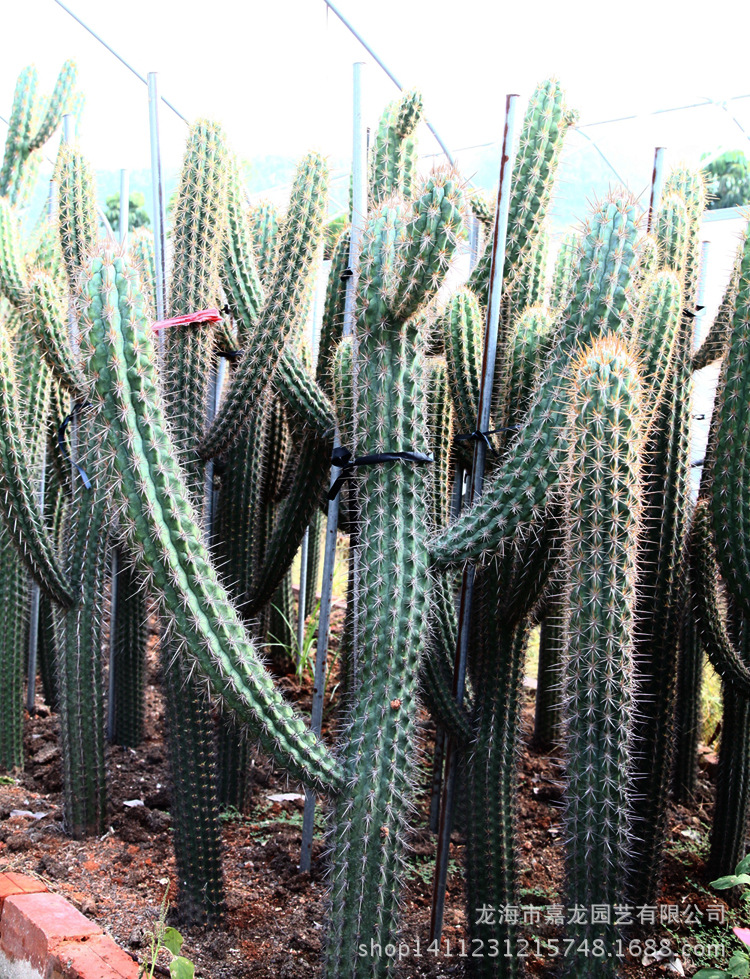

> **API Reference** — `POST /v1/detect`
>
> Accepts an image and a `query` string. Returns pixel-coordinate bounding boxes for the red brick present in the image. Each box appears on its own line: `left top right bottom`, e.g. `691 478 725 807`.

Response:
1 892 101 971
49 936 140 979
0 872 47 909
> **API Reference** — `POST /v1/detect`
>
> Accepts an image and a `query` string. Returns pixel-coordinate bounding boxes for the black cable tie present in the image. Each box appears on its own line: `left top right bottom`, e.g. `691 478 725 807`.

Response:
454 425 520 456
217 349 243 360
220 304 231 316
58 402 93 490
691 459 706 468
328 446 433 500
340 267 354 280
683 305 706 319
693 413 706 421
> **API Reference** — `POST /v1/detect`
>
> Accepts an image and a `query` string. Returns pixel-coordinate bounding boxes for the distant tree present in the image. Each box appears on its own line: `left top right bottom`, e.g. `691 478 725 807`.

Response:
703 151 750 210
105 191 151 232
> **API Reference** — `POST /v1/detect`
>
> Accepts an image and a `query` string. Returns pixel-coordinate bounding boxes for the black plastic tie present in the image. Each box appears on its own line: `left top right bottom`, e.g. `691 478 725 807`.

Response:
328 446 433 500
683 305 706 319
454 425 519 456
217 349 242 360
340 267 354 280
58 402 93 490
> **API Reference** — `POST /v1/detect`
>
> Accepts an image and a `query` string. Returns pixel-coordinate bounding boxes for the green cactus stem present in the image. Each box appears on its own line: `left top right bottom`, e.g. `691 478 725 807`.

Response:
27 269 86 394
53 416 109 838
561 336 643 978
199 152 328 460
550 231 581 310
672 596 703 803
468 78 577 312
532 584 565 752
0 60 76 205
627 292 692 906
692 229 746 373
78 247 342 796
431 192 639 569
369 88 423 207
129 228 157 314
0 532 29 771
110 550 148 748
708 227 750 618
0 316 72 607
56 144 98 292
0 198 27 308
323 170 463 978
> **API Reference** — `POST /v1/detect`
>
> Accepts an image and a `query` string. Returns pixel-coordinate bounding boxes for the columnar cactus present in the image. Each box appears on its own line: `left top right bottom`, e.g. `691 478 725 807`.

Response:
322 169 464 977
561 336 643 978
0 60 76 206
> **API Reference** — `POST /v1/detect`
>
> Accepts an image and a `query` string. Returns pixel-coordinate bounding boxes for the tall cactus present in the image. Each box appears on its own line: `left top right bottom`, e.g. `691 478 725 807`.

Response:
561 336 643 978
0 60 76 205
323 170 464 977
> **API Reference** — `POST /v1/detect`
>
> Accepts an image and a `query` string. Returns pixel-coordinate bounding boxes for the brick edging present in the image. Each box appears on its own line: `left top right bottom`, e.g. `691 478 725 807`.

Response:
0 872 139 978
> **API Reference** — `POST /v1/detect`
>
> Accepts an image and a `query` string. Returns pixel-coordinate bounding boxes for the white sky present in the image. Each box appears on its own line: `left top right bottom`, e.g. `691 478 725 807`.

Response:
2 0 750 183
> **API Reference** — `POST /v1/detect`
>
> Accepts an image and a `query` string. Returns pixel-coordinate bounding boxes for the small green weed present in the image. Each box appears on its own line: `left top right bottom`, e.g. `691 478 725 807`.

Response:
139 886 196 979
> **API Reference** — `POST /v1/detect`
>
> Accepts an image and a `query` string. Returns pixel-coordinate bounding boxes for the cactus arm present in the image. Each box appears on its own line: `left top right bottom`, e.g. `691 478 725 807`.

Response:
220 154 265 342
692 231 746 371
0 198 28 308
273 347 336 437
129 228 156 315
654 192 689 273
199 152 328 459
420 646 472 746
245 428 331 616
442 286 483 439
691 501 750 696
28 60 77 151
635 270 683 421
496 304 554 434
431 192 639 568
79 249 342 796
369 89 423 207
0 318 73 607
247 199 280 285
388 173 464 322
708 228 750 617
468 79 576 308
27 270 86 394
550 231 581 310
56 145 98 291
317 227 350 400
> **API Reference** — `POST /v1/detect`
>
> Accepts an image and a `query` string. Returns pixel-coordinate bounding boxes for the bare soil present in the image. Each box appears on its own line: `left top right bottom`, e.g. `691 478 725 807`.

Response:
0 621 742 978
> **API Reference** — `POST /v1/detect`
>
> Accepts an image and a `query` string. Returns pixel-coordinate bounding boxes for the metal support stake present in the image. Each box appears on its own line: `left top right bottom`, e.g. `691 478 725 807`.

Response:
26 181 59 712
297 247 326 654
148 73 168 336
647 146 666 232
106 175 132 739
106 547 119 741
299 61 367 873
430 93 520 943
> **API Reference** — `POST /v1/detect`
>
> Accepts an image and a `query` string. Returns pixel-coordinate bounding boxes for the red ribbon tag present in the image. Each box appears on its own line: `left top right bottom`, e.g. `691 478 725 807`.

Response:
151 307 223 332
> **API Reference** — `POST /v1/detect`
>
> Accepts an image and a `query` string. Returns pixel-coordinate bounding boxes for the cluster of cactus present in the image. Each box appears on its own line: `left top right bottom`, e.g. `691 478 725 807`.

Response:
2 52 750 979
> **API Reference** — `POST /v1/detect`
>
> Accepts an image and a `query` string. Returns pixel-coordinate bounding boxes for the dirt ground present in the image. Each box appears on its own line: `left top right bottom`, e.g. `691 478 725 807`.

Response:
0 619 745 979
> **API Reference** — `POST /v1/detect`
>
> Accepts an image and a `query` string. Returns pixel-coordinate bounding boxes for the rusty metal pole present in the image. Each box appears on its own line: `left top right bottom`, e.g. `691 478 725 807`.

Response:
430 93 520 944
